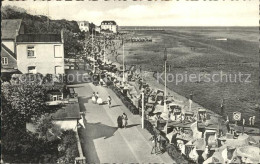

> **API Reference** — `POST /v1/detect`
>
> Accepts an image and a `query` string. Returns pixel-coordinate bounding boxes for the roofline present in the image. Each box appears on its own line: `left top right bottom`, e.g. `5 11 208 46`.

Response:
52 117 80 120
1 43 17 60
2 48 17 61
16 42 63 44
2 38 15 41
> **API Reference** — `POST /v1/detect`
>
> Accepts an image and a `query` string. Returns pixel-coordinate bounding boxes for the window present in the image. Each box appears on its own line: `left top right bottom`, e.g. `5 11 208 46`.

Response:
53 95 57 101
2 57 8 65
55 66 63 74
27 46 35 57
54 45 62 58
28 66 36 74
52 95 62 101
58 95 63 100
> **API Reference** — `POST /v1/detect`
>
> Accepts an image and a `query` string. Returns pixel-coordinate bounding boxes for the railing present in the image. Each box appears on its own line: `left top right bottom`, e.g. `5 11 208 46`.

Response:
75 122 86 164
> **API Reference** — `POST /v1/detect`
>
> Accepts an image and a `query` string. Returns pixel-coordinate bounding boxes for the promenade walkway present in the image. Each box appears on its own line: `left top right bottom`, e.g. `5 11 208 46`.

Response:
73 83 173 163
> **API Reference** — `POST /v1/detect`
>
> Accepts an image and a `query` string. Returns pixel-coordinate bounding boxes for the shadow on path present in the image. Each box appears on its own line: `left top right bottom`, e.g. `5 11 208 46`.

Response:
78 95 118 163
111 104 122 108
78 96 92 112
78 117 118 163
126 124 140 128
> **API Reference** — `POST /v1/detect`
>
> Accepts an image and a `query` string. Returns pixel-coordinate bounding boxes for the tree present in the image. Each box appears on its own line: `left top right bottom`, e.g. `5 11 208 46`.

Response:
1 94 60 163
2 83 48 123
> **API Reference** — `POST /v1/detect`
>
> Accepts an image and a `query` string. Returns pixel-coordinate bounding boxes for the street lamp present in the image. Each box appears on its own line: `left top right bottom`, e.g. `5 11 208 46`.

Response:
103 36 106 63
91 28 94 55
163 48 168 113
122 39 125 82
141 91 145 129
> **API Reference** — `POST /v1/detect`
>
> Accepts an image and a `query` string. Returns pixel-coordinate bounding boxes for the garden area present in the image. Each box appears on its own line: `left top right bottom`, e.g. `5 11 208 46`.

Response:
1 75 79 163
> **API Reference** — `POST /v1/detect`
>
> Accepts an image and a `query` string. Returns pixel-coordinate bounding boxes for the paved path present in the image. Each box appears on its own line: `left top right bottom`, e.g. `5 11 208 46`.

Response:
74 83 174 163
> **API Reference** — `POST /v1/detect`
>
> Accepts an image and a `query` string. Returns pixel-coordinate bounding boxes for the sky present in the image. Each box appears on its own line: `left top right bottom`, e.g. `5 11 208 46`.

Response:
2 0 259 26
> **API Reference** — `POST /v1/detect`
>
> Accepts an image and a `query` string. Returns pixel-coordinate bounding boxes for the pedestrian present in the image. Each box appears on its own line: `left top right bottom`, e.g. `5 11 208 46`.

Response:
252 116 255 126
117 115 123 128
150 134 159 154
249 117 252 125
95 92 99 100
92 92 96 104
122 113 128 128
107 96 112 108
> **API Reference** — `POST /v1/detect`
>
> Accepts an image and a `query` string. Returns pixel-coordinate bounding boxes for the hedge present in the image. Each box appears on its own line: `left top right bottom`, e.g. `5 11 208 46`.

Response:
109 85 139 115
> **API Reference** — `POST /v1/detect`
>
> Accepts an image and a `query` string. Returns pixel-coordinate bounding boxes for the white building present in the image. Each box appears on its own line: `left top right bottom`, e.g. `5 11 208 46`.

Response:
1 19 24 53
16 33 65 75
77 21 89 32
95 26 101 33
100 21 118 33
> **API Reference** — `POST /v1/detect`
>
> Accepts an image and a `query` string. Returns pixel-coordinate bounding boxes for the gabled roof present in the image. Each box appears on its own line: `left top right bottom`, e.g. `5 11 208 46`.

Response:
101 21 117 25
1 19 22 40
16 34 62 43
1 43 16 59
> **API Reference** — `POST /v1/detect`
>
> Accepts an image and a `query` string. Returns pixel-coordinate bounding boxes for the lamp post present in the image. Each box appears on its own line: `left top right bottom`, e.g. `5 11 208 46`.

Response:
141 92 145 129
103 36 106 63
91 28 94 56
164 48 167 113
122 39 125 82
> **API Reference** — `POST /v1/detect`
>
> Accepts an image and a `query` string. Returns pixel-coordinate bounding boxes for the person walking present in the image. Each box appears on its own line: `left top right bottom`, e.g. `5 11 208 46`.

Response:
150 133 159 155
122 113 128 128
92 92 96 104
95 92 99 100
117 115 123 128
107 96 112 108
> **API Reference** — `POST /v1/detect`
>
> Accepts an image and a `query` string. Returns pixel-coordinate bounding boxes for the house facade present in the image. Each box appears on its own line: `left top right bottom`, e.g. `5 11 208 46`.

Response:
77 21 89 32
1 19 24 77
95 25 101 33
100 21 118 33
16 33 65 75
1 19 24 53
1 43 18 71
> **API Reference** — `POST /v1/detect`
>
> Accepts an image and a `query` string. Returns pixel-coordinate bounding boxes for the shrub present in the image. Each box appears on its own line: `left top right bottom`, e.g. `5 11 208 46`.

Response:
58 130 79 163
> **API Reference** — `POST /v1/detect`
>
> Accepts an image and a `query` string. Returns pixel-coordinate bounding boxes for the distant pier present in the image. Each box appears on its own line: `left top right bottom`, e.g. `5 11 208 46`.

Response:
120 27 165 31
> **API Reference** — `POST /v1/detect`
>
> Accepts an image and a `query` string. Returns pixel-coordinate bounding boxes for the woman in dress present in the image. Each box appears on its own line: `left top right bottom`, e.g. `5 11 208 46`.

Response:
92 92 96 104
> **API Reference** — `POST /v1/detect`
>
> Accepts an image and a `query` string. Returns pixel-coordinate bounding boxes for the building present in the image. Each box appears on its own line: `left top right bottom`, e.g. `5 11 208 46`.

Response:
1 43 18 72
16 33 65 75
100 21 118 33
1 19 24 78
1 19 24 53
1 19 65 76
77 21 89 32
95 25 101 33
51 101 81 131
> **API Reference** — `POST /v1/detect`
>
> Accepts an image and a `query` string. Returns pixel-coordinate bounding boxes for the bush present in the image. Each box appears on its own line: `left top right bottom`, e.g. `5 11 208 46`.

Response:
58 130 79 163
